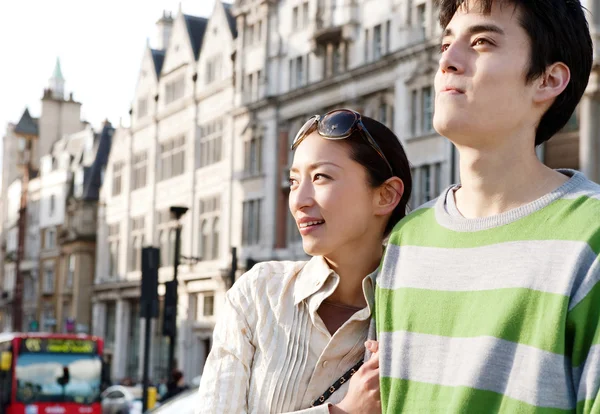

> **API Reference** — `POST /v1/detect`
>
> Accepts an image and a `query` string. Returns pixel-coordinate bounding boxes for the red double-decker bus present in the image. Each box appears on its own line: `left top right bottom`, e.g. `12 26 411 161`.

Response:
0 333 105 414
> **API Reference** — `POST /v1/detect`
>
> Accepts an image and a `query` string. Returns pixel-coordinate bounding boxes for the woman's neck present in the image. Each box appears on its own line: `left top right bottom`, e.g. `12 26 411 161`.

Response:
323 238 383 308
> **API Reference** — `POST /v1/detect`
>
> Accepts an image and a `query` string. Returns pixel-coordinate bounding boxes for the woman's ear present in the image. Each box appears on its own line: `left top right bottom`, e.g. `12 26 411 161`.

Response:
375 177 404 216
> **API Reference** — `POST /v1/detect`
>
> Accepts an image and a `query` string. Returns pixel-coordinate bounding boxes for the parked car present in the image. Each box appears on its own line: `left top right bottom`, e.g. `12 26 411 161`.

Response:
147 388 196 414
101 385 144 414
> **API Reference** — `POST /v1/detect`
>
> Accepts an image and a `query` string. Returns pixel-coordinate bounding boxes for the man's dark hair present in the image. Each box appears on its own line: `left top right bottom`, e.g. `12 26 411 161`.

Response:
439 0 593 146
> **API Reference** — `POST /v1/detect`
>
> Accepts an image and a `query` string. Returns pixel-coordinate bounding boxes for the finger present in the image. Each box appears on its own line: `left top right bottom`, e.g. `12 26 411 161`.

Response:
368 340 379 354
362 351 379 370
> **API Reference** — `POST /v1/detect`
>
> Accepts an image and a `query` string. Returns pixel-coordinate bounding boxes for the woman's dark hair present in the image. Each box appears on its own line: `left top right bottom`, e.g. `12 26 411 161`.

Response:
343 116 412 236
439 0 593 146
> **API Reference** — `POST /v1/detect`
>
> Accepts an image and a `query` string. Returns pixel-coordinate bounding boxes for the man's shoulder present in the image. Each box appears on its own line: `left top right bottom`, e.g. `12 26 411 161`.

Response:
555 175 600 233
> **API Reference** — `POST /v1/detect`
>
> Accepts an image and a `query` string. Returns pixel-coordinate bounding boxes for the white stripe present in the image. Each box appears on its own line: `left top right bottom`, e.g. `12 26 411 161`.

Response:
378 241 597 298
379 331 575 409
575 344 600 403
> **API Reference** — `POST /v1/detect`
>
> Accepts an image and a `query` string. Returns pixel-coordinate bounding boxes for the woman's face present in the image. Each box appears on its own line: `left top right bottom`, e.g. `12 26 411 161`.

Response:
289 131 381 257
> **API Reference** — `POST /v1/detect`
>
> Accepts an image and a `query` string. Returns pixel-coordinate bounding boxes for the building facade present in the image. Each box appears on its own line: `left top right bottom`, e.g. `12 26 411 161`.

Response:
91 0 600 384
0 61 110 334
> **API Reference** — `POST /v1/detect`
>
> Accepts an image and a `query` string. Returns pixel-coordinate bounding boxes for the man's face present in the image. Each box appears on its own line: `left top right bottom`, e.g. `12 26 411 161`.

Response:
433 0 538 148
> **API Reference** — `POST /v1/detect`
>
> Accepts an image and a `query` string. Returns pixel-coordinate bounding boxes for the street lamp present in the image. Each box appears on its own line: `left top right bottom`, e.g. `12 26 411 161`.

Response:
165 206 188 376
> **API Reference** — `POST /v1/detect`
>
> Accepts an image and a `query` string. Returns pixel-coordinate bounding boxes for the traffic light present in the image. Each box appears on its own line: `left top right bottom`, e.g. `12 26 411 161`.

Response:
162 280 177 337
141 247 160 319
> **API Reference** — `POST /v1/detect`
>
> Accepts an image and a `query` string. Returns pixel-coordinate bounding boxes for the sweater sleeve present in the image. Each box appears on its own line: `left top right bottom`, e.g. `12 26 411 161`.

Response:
568 260 600 413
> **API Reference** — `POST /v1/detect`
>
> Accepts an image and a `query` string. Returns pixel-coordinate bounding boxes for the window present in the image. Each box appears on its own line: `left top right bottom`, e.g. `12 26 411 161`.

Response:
129 217 145 272
242 199 262 246
200 119 223 168
157 209 176 268
165 76 185 104
43 265 55 294
385 20 391 53
45 228 56 249
332 44 342 76
212 218 220 260
198 196 220 260
417 3 426 37
422 86 433 133
206 55 221 85
296 56 304 88
132 152 147 190
66 255 75 288
373 24 382 60
364 29 370 62
411 90 418 135
246 23 254 46
302 2 309 28
414 163 442 205
255 20 263 43
137 97 148 119
293 6 299 30
203 294 215 317
159 136 185 180
243 136 263 176
379 103 394 129
112 161 124 196
108 223 120 278
49 195 56 217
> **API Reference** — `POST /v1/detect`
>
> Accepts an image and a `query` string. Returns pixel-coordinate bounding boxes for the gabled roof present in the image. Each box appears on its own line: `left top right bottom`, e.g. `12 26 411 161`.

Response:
223 3 238 38
82 122 114 200
150 48 166 78
14 108 39 136
184 14 209 60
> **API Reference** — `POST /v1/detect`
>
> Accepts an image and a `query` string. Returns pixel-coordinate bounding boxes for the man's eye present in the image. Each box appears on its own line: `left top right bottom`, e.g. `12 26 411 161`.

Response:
473 38 491 46
440 43 450 53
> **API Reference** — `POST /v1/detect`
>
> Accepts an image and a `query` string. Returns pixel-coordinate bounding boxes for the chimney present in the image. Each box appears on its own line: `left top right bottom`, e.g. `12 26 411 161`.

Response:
156 10 174 50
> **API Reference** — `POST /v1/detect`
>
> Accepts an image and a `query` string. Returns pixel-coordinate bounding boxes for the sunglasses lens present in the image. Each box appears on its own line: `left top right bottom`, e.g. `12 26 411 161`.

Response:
319 110 357 138
292 116 318 148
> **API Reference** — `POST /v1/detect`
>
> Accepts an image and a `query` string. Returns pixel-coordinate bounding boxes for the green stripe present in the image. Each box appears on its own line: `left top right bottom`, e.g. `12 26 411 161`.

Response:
567 281 600 367
389 199 600 255
377 286 568 354
380 377 572 413
576 398 598 413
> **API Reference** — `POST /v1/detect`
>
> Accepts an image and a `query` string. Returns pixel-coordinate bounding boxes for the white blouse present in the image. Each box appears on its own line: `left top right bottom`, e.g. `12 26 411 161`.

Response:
196 256 375 413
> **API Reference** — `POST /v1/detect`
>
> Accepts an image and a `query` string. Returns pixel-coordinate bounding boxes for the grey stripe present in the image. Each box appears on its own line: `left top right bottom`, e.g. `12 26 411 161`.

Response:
569 257 600 310
378 241 597 299
574 344 600 403
380 331 575 409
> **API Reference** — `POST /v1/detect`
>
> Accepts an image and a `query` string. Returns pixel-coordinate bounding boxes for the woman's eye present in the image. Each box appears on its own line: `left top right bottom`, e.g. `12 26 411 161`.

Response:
313 173 330 181
288 177 298 188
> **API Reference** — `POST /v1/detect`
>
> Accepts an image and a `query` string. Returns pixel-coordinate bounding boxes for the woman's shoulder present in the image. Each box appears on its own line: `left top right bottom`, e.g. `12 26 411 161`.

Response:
227 260 309 301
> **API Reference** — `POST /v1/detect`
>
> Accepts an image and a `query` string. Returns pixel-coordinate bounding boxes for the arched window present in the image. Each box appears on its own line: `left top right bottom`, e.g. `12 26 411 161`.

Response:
201 220 210 260
211 218 220 260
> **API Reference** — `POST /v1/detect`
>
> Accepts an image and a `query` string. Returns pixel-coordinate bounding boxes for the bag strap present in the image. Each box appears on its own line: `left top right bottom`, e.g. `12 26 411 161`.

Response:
310 359 364 407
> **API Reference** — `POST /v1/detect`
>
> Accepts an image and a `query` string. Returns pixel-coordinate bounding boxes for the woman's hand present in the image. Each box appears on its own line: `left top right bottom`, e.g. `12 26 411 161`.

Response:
329 341 381 414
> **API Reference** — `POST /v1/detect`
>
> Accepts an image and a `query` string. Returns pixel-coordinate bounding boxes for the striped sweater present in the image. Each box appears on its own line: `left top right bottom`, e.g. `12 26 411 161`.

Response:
375 170 600 413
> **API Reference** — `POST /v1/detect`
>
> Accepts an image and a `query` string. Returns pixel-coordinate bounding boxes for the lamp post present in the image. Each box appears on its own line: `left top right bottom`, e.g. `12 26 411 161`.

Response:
166 206 188 376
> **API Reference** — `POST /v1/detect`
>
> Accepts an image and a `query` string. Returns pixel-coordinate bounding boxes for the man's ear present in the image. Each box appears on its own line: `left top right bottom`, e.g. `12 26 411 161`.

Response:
533 62 570 105
375 177 404 216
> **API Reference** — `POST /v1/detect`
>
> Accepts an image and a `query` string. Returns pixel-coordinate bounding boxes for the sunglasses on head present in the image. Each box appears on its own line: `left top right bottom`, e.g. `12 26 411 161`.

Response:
291 109 394 177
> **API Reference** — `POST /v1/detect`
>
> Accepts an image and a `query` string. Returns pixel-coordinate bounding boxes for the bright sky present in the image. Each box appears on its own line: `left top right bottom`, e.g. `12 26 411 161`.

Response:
0 0 217 134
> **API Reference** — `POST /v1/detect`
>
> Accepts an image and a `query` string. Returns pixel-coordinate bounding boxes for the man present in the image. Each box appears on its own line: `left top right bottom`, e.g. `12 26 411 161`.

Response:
376 0 600 412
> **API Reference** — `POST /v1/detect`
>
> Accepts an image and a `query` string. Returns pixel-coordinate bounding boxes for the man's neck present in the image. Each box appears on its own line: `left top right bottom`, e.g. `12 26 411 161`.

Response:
453 143 569 218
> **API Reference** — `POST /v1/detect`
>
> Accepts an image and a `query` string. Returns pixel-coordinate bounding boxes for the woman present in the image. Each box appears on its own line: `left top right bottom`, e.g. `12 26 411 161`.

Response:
197 109 412 413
